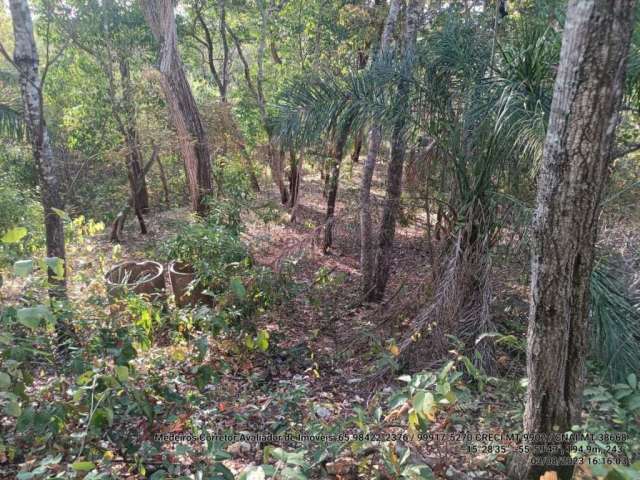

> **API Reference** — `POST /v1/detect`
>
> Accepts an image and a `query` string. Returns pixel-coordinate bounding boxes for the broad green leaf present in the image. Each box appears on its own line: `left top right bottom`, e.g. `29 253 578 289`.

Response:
1 226 27 244
4 400 21 417
0 372 10 390
17 305 52 329
71 461 96 472
626 394 640 411
627 373 637 390
13 260 33 277
412 390 434 417
115 365 129 382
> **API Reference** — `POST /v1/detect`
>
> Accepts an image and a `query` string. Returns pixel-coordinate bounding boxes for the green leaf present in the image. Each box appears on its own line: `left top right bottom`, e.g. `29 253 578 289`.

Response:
51 207 68 220
4 400 21 417
2 226 27 244
412 390 434 417
71 461 96 472
0 372 11 390
230 277 246 299
626 393 640 411
627 373 637 390
13 260 33 277
17 305 52 329
115 365 129 383
257 329 269 352
44 257 64 278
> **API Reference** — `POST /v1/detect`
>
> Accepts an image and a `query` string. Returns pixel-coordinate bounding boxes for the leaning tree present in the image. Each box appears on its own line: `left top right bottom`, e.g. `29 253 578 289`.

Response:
141 0 213 215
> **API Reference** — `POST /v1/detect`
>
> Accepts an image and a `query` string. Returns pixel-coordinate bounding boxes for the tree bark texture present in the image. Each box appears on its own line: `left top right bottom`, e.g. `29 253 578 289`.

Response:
323 121 353 253
141 0 213 215
10 0 67 298
511 1 635 478
370 0 423 301
360 0 401 296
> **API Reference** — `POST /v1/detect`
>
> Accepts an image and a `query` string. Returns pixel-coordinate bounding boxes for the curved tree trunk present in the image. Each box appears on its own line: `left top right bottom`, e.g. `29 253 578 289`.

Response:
141 0 213 215
360 0 401 296
510 1 635 478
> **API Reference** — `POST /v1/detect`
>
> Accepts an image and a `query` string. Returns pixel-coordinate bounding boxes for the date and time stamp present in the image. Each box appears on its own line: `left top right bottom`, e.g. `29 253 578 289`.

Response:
154 430 635 466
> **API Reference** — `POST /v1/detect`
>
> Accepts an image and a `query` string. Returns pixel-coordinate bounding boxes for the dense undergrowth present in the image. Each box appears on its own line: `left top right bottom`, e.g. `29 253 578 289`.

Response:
1 170 639 479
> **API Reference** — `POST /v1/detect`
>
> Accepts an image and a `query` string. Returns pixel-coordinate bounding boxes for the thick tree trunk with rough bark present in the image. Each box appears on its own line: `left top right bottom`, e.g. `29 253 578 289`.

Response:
360 0 401 296
369 0 423 301
10 0 67 297
510 1 635 478
141 0 213 215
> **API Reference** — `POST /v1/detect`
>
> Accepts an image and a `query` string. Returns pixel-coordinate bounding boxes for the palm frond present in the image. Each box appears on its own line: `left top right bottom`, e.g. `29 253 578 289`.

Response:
0 103 26 140
271 52 404 149
590 258 640 383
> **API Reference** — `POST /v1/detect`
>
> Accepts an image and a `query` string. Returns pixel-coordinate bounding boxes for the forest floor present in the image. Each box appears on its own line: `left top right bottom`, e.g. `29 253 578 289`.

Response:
2 160 638 479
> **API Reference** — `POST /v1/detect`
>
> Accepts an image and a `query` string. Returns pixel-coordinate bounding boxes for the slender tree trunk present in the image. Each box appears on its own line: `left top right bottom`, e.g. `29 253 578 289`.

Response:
270 144 289 204
322 123 352 253
118 57 149 214
141 0 213 215
110 148 159 242
289 152 302 223
370 0 423 301
156 154 171 208
351 131 363 163
510 1 635 478
288 149 300 209
360 0 401 296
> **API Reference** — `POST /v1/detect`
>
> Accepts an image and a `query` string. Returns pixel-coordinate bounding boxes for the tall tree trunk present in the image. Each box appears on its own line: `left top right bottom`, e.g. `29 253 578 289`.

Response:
141 0 213 215
370 0 423 301
9 0 73 353
289 151 302 223
288 149 300 209
510 1 635 478
118 57 149 214
360 0 401 296
322 122 352 253
10 0 66 295
271 145 289 204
